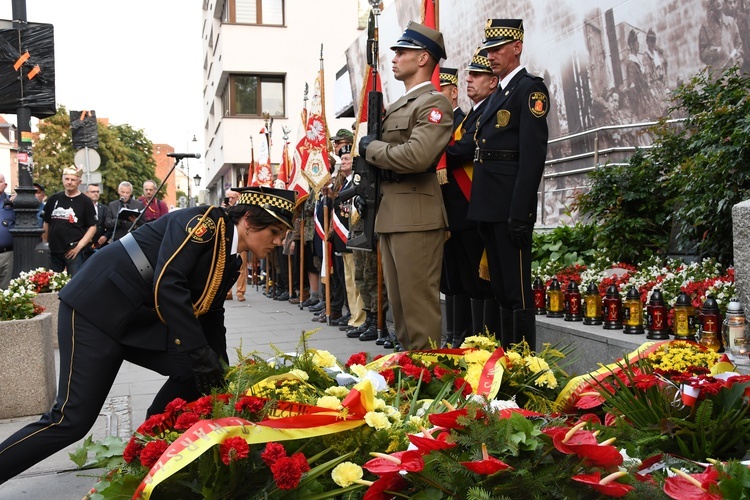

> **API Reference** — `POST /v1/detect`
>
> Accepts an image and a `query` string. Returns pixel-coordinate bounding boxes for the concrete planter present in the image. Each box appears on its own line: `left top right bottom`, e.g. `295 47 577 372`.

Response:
34 291 59 349
0 313 56 419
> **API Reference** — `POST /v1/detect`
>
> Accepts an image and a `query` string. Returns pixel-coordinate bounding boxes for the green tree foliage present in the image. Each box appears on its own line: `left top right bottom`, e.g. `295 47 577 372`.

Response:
32 106 158 204
574 66 750 266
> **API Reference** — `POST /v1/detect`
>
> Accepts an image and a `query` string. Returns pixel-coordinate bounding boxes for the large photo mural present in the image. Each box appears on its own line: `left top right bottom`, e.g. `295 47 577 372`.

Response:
346 0 748 225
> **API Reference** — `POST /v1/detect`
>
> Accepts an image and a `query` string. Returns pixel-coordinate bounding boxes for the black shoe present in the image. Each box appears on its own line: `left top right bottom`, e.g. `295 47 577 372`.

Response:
359 325 378 341
275 291 290 301
301 297 319 308
309 302 325 312
383 337 394 349
339 323 355 331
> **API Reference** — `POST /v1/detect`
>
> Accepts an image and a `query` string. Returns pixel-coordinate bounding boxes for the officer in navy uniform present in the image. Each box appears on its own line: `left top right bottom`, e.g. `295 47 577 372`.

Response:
468 19 549 349
0 187 296 483
439 67 465 129
359 21 454 351
443 48 498 347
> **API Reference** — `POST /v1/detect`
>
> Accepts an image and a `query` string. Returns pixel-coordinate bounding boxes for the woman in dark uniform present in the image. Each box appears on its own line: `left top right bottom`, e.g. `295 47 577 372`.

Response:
0 187 296 483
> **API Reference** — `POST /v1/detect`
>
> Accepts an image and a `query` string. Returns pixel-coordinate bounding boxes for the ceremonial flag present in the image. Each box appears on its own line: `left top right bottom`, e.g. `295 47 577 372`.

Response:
299 70 332 194
253 127 274 187
274 139 291 189
289 107 311 205
421 0 449 185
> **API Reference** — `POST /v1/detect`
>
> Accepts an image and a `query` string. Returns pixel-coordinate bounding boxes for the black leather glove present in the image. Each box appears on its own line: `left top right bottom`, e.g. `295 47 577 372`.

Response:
358 133 376 158
353 195 366 215
187 345 225 394
507 219 533 249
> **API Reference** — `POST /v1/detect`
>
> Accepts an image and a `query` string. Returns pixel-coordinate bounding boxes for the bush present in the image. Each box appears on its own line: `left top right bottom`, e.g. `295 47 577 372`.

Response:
531 223 598 270
574 66 750 266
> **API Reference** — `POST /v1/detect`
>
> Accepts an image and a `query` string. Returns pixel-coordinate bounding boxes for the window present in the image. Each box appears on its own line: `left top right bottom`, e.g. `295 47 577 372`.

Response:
223 0 284 25
223 74 285 117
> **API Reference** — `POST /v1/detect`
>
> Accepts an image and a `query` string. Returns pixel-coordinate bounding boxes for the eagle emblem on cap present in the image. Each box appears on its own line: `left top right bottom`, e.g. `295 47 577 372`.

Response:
486 19 492 29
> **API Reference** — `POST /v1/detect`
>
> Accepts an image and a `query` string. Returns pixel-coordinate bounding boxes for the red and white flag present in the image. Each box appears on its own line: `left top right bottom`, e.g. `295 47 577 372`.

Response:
274 139 291 189
299 71 332 194
288 108 310 205
251 127 273 187
421 0 448 184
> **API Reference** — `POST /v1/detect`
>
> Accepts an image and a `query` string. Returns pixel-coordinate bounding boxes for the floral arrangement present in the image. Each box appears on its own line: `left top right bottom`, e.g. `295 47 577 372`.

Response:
0 287 43 321
73 335 750 499
535 257 736 323
7 267 71 294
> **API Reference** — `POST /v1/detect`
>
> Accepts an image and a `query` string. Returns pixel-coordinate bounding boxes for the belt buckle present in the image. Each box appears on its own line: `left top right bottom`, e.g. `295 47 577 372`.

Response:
474 148 480 162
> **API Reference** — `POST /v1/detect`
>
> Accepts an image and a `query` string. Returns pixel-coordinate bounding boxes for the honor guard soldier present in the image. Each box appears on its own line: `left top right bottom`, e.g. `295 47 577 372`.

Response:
0 187 296 484
468 19 550 349
443 48 499 347
439 67 465 129
359 21 454 351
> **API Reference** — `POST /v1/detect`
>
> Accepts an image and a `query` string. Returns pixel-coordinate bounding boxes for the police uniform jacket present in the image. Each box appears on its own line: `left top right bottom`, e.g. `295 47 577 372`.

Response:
365 83 454 233
59 205 240 354
444 99 489 231
468 68 549 224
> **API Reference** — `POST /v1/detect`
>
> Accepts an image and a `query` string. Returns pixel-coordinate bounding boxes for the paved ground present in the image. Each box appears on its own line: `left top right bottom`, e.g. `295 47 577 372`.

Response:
0 285 392 499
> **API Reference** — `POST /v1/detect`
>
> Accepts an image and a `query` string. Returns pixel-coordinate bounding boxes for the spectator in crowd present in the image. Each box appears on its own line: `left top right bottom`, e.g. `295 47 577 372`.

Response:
42 166 97 276
33 182 46 227
82 184 109 261
106 181 145 242
0 174 14 289
138 180 169 222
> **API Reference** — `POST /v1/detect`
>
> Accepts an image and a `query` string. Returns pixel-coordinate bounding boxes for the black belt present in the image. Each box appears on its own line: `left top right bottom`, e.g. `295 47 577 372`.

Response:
474 149 520 162
120 233 154 282
0 246 11 254
381 167 436 183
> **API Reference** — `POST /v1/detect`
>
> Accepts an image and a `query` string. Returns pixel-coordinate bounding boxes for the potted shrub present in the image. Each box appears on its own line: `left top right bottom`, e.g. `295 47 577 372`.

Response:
7 268 71 348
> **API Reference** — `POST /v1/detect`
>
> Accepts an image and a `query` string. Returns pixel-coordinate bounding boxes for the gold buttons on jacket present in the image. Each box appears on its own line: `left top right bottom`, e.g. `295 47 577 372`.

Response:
174 339 181 345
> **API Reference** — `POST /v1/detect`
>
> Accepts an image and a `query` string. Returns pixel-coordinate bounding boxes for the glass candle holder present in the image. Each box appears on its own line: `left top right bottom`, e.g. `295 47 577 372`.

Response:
731 337 750 365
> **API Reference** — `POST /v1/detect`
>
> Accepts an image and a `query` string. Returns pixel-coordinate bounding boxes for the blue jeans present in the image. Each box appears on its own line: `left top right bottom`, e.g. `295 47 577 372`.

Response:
50 251 85 276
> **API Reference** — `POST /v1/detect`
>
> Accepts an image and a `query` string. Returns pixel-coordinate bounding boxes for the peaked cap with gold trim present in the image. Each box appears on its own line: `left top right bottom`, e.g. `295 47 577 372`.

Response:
439 67 459 86
233 186 297 229
465 47 493 73
482 19 524 50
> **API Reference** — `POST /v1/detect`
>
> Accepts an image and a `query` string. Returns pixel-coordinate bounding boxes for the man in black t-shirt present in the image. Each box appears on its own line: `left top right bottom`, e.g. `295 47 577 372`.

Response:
43 166 97 275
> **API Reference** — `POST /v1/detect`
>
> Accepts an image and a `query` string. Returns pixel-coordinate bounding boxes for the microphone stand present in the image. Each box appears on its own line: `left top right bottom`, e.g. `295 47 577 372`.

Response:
127 157 183 234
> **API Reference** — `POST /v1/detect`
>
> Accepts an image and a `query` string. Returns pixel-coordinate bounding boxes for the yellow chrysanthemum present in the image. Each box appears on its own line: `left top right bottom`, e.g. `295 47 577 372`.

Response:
316 396 342 410
465 364 484 391
373 397 386 411
311 350 337 368
506 351 522 365
534 370 558 389
364 411 392 430
524 356 550 373
349 364 368 378
288 369 309 381
461 335 499 349
465 349 492 364
331 462 364 487
325 386 350 398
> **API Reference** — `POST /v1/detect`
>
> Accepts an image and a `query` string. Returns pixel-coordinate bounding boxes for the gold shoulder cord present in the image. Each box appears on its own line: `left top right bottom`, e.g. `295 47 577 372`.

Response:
154 207 227 322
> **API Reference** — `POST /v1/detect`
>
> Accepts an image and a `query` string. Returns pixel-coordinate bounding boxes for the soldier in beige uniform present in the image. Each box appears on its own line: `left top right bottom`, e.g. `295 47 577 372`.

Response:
359 22 454 350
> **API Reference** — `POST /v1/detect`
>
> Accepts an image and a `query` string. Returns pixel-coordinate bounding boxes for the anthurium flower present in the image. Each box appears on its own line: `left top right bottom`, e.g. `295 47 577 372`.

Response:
408 426 457 454
544 422 597 454
664 467 722 500
573 443 624 467
363 473 409 500
459 443 513 475
572 471 634 497
574 392 606 409
363 451 425 476
496 408 544 419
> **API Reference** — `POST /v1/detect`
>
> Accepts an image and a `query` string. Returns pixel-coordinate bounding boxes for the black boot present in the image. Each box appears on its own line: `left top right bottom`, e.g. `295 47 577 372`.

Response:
374 310 387 345
513 309 537 350
359 321 378 341
470 298 484 338
451 294 471 348
483 299 502 342
441 294 455 348
383 325 398 349
347 310 372 338
499 306 514 349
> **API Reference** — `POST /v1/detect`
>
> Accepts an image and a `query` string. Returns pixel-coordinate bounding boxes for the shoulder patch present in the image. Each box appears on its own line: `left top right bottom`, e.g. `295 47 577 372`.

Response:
428 108 444 123
529 92 549 118
186 214 217 243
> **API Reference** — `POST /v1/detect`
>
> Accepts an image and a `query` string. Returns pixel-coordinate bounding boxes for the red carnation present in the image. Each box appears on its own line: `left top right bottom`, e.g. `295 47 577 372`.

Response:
174 411 200 430
261 441 287 467
379 369 395 385
271 455 305 490
346 352 368 368
235 395 266 414
219 436 250 465
137 413 168 436
454 377 473 397
215 393 231 404
123 436 143 464
192 396 215 416
139 439 169 469
163 398 188 416
433 365 452 380
290 452 310 473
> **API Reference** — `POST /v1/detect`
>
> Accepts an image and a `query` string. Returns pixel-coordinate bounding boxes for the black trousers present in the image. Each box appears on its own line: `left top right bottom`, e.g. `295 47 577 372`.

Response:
478 221 533 310
441 226 494 300
0 302 204 481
